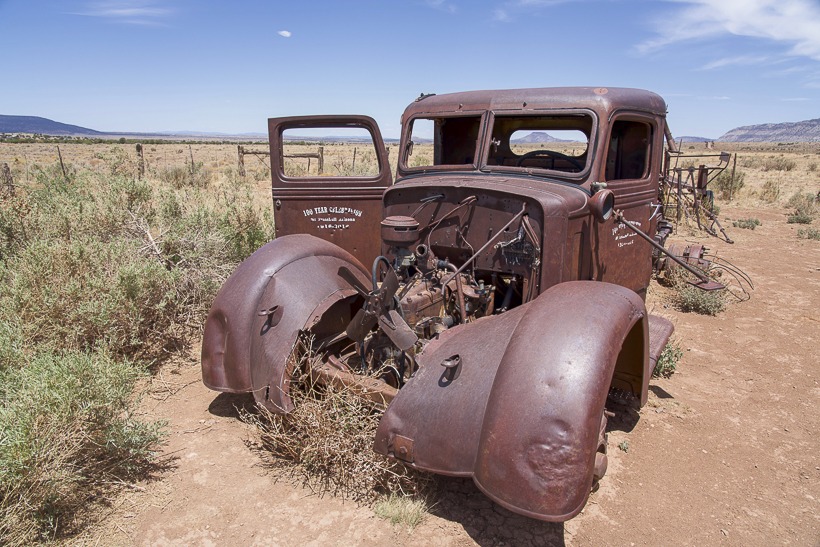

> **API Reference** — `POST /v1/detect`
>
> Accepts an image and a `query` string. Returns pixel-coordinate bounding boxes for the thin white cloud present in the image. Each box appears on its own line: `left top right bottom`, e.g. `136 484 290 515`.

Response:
426 0 456 14
76 1 173 25
781 97 810 101
277 30 292 38
493 0 574 22
700 55 771 70
638 0 820 62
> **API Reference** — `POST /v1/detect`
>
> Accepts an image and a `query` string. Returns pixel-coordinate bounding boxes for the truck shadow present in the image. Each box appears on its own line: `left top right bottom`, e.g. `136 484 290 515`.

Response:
208 393 566 546
606 394 642 433
430 476 566 546
207 391 256 418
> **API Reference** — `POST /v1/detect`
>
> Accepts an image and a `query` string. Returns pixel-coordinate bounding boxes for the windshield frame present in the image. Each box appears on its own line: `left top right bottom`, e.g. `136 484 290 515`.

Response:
479 109 599 181
398 111 487 175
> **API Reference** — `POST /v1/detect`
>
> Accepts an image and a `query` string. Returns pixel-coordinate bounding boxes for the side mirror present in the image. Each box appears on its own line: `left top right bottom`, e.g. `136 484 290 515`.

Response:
589 189 615 222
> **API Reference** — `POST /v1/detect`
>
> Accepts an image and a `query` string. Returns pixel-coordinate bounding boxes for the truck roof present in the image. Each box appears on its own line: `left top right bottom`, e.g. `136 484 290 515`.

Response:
402 87 667 121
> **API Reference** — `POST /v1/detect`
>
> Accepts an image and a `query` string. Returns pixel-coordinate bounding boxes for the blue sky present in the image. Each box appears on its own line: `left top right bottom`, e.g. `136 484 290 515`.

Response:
1 0 819 138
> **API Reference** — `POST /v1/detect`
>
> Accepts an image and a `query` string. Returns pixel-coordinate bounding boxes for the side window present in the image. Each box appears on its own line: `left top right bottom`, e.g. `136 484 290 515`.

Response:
404 115 482 169
605 120 652 181
281 126 381 178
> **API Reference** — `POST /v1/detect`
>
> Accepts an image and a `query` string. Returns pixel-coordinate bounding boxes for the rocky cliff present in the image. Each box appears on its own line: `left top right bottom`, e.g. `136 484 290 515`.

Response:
719 118 820 142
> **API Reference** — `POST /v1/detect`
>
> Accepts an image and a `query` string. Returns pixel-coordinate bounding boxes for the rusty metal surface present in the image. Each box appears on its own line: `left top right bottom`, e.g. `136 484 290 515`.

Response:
374 281 647 522
201 86 699 523
202 234 371 410
400 87 666 127
268 115 392 268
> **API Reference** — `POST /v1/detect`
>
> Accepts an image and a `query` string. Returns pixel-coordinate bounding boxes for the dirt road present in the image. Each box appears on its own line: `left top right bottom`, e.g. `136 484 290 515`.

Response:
77 204 819 546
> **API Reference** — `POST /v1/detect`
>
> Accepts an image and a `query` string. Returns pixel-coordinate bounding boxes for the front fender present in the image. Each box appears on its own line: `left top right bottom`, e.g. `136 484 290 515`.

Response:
201 234 370 412
374 281 647 522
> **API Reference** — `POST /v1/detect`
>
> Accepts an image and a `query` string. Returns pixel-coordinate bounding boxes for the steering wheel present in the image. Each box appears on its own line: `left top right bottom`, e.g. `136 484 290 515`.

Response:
516 149 583 171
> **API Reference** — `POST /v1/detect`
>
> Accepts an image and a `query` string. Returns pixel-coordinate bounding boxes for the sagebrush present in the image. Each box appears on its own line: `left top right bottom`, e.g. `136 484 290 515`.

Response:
0 159 274 544
786 192 818 224
732 218 761 230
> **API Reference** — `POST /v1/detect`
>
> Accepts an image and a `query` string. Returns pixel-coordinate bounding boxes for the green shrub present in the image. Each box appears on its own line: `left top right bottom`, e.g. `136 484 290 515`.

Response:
0 351 163 544
0 164 274 542
786 192 818 224
711 169 745 200
761 156 796 172
653 341 683 378
217 188 275 262
797 227 820 240
675 284 727 315
156 163 211 189
733 218 761 230
1 237 182 362
0 319 25 372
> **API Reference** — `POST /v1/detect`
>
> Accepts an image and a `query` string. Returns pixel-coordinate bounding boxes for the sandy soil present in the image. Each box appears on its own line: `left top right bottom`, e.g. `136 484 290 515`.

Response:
73 203 819 547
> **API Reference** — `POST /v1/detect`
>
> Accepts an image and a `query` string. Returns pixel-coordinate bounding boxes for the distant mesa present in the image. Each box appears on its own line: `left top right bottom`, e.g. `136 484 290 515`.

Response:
511 131 576 144
0 115 104 136
718 118 820 143
0 115 267 140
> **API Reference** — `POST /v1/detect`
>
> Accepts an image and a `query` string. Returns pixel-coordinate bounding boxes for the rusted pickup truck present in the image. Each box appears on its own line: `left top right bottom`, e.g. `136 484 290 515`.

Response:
202 87 684 521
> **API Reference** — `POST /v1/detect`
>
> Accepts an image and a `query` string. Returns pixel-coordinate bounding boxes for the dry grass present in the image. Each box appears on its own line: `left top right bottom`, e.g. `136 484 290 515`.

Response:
699 142 820 209
373 493 431 529
239 340 431 505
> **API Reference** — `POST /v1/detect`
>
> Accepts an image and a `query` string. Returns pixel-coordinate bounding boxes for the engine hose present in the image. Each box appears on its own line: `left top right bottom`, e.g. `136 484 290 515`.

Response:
371 256 392 291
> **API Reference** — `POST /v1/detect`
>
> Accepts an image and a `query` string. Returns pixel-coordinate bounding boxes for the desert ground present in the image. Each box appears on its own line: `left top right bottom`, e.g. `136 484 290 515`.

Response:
1 140 818 546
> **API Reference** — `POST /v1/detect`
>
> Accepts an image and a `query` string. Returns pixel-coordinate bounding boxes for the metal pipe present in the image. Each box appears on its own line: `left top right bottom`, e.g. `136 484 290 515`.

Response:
440 261 468 324
664 122 679 153
613 210 724 290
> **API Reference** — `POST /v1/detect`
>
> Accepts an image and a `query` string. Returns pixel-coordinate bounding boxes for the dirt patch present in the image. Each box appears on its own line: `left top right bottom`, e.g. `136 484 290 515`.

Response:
74 203 819 546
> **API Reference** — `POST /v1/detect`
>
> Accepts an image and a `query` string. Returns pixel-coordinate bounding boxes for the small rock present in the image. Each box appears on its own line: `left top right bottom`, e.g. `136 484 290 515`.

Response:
720 529 728 536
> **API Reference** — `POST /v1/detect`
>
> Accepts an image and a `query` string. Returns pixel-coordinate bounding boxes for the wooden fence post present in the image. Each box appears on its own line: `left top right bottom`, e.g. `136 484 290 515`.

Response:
136 143 145 179
238 145 246 178
1 163 14 197
318 146 324 175
56 145 69 183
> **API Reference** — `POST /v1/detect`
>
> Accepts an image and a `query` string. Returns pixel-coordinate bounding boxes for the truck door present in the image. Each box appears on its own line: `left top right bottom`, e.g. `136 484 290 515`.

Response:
594 114 662 298
268 115 393 267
